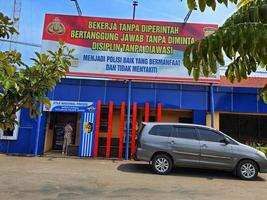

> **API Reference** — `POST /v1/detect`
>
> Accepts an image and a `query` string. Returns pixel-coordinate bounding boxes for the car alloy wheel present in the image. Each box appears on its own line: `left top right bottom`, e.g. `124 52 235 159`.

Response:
155 157 169 173
152 154 172 175
240 163 256 179
237 160 258 180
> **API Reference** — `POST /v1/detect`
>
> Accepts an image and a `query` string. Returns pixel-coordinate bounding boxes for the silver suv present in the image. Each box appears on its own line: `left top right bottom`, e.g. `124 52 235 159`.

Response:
135 122 267 180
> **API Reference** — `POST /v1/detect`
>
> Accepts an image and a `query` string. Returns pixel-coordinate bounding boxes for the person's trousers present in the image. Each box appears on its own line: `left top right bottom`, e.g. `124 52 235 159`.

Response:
62 138 69 154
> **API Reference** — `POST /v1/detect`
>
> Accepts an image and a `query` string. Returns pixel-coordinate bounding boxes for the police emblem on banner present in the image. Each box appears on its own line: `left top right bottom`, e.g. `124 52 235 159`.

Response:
47 17 65 35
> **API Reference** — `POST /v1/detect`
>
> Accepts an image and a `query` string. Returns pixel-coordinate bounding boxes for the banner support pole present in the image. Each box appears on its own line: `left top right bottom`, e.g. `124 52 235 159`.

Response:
125 80 132 160
34 104 43 157
210 83 215 128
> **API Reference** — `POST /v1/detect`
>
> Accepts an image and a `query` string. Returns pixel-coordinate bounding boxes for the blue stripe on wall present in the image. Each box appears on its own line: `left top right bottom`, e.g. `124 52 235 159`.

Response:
46 79 266 114
79 111 95 157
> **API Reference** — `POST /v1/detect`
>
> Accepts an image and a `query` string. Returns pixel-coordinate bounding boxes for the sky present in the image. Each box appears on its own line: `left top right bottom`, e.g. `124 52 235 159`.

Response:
0 0 237 64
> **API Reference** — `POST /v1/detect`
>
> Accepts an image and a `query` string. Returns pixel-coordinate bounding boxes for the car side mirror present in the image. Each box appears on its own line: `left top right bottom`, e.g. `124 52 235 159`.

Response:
221 137 230 144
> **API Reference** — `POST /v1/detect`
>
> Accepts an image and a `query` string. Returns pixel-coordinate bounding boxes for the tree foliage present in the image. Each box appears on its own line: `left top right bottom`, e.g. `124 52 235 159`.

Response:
187 0 240 11
0 12 74 130
0 12 18 38
184 0 267 102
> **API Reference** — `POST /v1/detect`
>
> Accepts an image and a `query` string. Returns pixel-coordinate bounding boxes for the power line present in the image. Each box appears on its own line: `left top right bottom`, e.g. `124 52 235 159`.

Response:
0 39 41 48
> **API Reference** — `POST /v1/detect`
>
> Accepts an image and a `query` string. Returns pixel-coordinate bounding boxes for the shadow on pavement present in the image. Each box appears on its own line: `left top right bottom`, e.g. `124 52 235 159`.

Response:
117 162 266 181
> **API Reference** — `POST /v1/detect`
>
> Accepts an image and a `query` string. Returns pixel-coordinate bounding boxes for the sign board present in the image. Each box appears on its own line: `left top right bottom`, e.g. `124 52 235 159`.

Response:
42 14 219 83
43 101 95 112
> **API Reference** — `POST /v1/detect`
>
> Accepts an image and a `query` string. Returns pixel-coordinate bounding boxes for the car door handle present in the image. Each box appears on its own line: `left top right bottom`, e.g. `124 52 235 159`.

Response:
169 140 175 145
201 144 207 149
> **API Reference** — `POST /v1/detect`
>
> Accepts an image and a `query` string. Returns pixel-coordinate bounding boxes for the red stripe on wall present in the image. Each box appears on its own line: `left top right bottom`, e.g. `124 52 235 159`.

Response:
131 102 137 159
145 103 150 122
118 102 126 160
93 100 101 159
157 103 162 122
106 101 114 159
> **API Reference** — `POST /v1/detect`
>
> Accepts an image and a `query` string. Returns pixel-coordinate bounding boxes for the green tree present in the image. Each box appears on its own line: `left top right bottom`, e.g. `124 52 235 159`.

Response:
184 0 267 102
237 0 253 8
0 12 74 130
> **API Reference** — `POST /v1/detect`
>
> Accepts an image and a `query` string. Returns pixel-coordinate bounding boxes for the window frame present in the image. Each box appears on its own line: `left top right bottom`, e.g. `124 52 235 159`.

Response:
0 111 21 140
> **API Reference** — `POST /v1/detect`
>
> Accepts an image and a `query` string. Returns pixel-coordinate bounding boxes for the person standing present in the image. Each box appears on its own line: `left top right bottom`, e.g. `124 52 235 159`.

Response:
62 121 73 155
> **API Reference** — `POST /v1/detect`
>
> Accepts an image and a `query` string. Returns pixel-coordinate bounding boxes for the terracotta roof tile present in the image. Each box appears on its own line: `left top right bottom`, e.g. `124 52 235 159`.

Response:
125 76 267 88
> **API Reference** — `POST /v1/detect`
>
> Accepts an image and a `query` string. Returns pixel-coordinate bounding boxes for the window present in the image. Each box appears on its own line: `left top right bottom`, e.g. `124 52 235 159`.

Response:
179 117 193 124
0 111 21 140
173 126 197 140
142 116 156 122
198 128 224 143
3 129 14 137
100 107 108 132
149 125 172 137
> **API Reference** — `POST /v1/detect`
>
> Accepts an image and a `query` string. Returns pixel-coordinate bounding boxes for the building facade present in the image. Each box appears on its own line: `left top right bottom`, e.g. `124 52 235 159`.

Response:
1 77 267 159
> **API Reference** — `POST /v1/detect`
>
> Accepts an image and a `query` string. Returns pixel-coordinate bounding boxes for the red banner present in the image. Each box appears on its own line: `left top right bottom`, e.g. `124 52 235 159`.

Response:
42 14 219 83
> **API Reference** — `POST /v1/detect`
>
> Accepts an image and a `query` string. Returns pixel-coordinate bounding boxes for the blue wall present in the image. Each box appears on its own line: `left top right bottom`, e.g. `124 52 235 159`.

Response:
1 78 267 155
0 109 36 154
48 79 265 113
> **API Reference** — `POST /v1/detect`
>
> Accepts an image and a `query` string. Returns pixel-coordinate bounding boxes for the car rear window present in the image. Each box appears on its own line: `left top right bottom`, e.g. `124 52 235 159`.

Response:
149 125 172 137
136 123 145 139
136 124 146 147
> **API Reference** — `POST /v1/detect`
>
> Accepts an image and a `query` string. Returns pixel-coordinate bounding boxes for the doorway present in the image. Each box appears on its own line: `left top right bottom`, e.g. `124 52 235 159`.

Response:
52 112 77 150
44 112 81 156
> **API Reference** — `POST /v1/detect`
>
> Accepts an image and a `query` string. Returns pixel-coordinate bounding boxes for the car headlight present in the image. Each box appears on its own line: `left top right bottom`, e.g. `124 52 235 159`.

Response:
257 150 267 159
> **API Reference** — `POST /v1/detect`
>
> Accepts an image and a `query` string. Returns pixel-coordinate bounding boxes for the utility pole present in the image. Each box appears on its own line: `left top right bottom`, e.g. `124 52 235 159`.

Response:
9 0 22 50
132 1 138 20
184 10 192 23
184 7 197 23
70 0 82 16
1 0 40 49
125 0 138 160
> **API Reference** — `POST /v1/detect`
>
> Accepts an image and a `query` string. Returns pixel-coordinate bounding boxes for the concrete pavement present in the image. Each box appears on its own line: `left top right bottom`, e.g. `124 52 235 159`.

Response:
0 155 266 200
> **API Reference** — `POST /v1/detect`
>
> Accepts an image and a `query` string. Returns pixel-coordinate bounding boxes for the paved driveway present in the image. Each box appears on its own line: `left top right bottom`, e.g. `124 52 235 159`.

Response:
0 155 266 200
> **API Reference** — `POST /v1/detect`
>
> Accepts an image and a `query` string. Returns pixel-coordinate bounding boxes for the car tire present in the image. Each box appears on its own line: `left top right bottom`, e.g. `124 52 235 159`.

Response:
152 154 173 175
237 160 258 180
